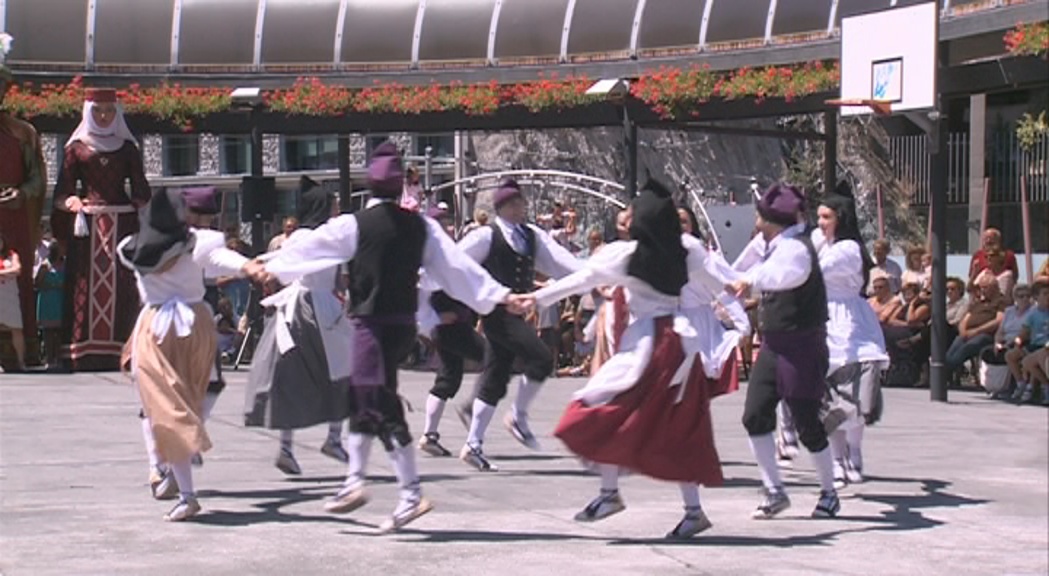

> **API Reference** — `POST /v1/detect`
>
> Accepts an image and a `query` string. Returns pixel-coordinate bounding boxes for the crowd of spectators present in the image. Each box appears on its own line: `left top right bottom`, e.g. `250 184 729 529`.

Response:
856 228 1048 405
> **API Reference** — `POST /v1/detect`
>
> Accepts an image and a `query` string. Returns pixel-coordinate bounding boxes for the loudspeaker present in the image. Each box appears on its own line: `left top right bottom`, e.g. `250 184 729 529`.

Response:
240 176 276 222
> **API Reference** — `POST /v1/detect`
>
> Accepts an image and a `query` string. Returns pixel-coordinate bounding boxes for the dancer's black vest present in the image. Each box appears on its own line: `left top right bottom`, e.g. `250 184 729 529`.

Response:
758 232 828 332
481 223 536 294
350 203 427 316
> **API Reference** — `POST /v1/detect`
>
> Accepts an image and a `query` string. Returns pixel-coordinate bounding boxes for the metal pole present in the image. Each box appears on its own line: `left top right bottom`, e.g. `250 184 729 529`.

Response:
1021 176 1034 283
624 106 638 198
337 135 351 213
928 31 949 401
249 107 265 256
824 109 838 199
929 107 948 403
876 184 885 239
979 177 989 234
423 145 434 211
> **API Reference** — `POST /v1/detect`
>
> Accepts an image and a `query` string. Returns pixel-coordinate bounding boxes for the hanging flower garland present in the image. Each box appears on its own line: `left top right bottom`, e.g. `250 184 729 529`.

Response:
1004 21 1049 58
3 61 842 128
631 61 841 120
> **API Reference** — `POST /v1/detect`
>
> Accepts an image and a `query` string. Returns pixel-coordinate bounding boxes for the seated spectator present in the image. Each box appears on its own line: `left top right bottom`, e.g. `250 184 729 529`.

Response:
1036 259 1049 284
884 282 931 386
869 272 902 325
996 284 1034 346
0 227 26 372
867 238 902 295
945 271 1005 386
214 297 238 358
1005 281 1049 404
946 276 968 345
901 245 929 292
969 228 1018 304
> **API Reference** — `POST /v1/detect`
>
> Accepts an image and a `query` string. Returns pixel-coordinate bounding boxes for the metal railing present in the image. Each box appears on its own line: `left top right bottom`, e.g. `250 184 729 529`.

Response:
889 130 1049 205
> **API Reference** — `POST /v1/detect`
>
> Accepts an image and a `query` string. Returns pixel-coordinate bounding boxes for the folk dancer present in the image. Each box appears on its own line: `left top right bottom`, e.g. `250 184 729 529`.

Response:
139 187 237 499
119 189 252 521
812 186 889 488
52 88 151 371
260 142 524 533
0 41 48 368
455 178 582 471
245 180 352 475
728 183 841 519
732 213 803 466
416 208 486 457
678 204 751 395
529 179 741 538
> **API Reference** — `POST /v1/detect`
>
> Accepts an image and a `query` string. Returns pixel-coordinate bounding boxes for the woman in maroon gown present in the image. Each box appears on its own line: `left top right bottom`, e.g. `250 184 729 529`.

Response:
51 88 151 371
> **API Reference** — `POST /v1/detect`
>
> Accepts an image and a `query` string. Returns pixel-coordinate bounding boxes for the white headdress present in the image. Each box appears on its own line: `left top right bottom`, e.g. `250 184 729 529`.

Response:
66 100 139 153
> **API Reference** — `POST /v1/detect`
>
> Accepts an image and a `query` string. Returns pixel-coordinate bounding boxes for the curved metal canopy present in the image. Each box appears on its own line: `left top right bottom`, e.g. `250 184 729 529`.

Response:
0 0 1039 82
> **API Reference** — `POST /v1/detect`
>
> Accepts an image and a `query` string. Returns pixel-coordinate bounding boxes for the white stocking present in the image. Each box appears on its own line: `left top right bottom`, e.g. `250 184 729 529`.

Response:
466 399 496 449
749 433 784 491
423 394 446 435
344 432 373 490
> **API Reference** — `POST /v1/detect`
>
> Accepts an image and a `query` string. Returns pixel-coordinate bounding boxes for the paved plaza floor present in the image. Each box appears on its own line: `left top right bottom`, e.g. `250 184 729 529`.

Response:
1 369 1046 576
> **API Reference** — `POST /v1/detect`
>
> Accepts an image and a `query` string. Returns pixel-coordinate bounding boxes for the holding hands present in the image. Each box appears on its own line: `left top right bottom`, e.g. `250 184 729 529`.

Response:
726 280 751 299
241 259 280 292
505 293 536 316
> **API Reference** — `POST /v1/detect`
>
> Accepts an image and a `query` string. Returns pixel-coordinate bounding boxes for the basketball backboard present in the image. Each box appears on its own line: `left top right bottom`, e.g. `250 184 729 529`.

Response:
839 2 938 117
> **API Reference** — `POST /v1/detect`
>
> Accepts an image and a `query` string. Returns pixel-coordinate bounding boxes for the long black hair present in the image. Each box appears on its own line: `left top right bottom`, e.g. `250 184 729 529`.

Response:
821 181 874 294
676 202 703 240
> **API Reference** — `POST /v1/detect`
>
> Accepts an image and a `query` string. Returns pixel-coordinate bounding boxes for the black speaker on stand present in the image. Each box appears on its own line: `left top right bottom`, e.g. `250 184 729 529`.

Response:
232 176 276 371
240 176 277 225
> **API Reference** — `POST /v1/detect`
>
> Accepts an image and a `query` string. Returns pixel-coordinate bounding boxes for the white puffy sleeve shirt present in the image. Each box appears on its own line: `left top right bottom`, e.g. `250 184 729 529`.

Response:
264 211 510 316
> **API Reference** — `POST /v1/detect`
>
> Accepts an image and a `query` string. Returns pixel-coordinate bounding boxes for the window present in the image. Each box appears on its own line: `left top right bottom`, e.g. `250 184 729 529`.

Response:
163 135 199 177
415 133 455 158
281 135 339 171
220 136 251 175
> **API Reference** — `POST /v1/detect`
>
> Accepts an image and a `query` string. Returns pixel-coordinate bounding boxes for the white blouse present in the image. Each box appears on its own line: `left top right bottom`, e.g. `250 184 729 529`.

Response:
535 236 743 403
811 228 888 371
118 229 249 342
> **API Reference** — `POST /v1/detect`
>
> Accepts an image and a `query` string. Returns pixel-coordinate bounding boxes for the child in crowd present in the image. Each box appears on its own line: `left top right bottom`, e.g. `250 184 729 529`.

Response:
0 226 26 372
35 241 66 371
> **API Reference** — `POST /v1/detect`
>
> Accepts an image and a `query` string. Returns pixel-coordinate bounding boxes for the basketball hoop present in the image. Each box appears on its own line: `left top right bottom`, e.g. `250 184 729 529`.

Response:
825 98 893 116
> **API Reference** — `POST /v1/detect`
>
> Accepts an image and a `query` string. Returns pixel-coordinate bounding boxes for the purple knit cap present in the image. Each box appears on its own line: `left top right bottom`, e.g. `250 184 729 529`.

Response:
492 178 523 209
181 186 220 215
368 141 404 198
757 183 805 226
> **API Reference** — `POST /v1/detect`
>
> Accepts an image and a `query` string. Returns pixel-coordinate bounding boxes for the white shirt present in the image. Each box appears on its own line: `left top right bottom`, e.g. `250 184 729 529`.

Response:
120 229 248 306
263 201 510 316
457 216 582 281
738 224 813 293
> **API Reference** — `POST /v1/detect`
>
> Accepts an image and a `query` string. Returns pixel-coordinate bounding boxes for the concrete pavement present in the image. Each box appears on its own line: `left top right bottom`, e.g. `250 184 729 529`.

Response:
1 370 1046 576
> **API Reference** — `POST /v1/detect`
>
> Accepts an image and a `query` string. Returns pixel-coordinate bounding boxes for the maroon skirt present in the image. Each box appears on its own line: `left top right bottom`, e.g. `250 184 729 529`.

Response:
554 316 731 486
